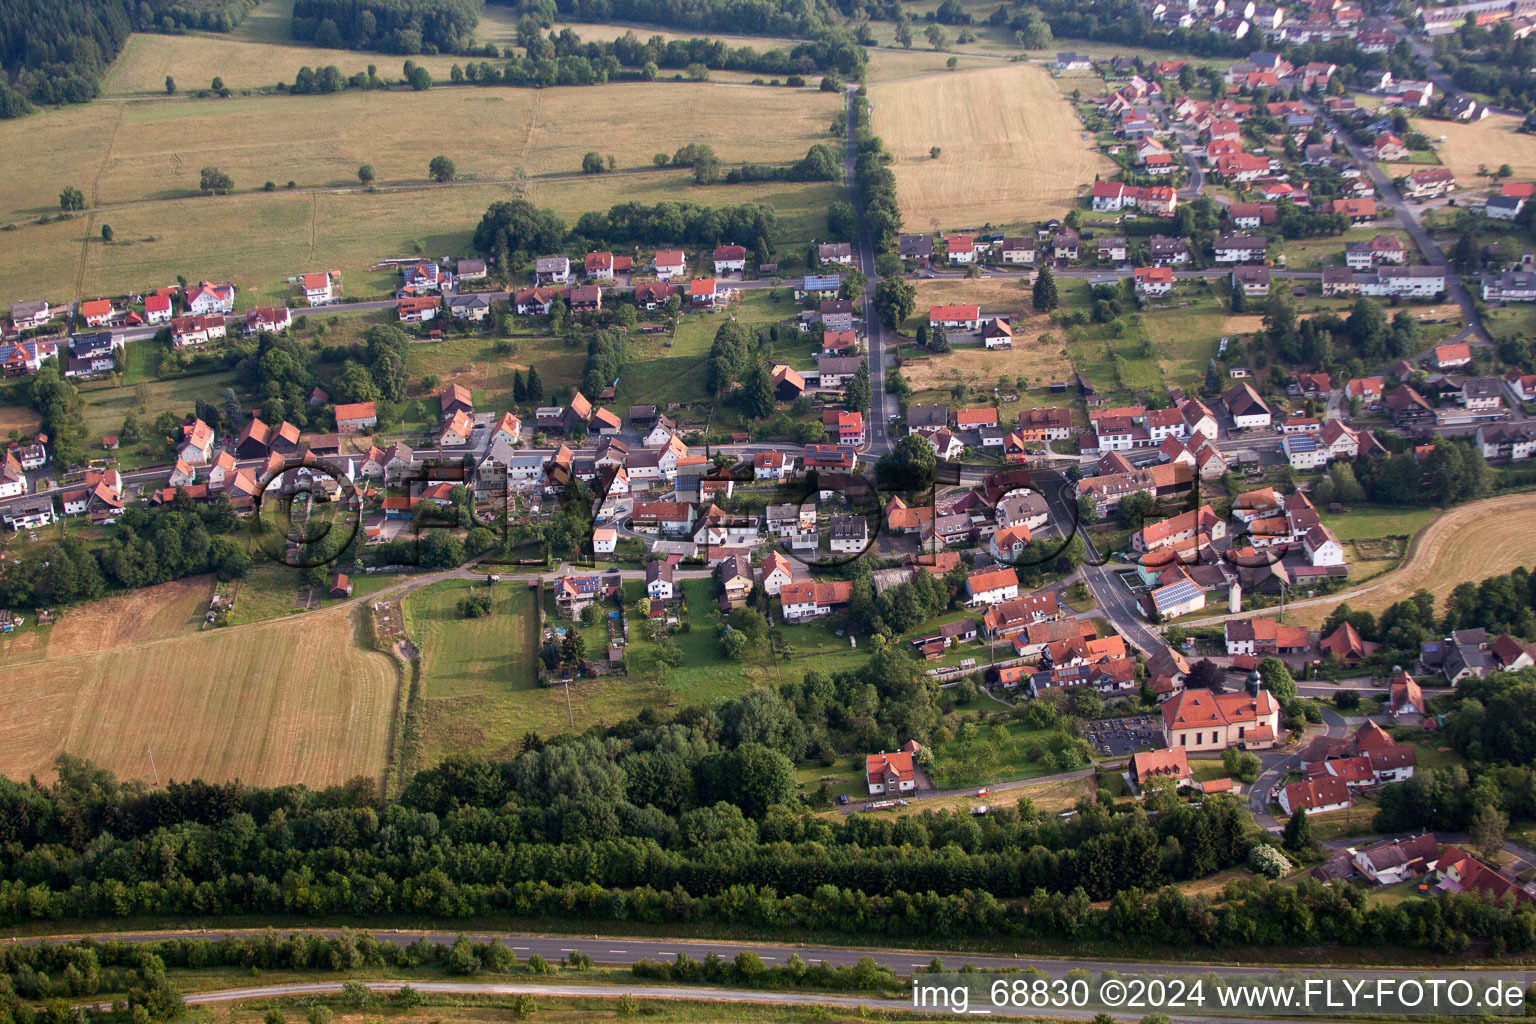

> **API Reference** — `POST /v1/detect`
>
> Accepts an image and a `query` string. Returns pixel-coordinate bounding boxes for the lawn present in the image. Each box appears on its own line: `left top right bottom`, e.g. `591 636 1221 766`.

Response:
405 578 540 738
13 83 841 213
75 365 245 459
1142 289 1227 389
897 280 1075 395
1319 505 1440 542
1277 228 1417 270
869 63 1113 229
614 290 806 419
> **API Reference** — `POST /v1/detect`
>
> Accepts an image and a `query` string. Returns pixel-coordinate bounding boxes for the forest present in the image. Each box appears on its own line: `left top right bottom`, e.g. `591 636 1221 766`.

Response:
290 0 483 55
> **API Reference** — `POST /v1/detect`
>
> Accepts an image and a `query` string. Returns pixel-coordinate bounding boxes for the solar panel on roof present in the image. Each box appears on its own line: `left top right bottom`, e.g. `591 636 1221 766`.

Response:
1154 580 1202 610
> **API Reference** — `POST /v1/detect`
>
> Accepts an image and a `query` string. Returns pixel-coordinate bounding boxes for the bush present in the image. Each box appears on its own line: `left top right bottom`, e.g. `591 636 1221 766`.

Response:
459 591 494 618
1248 843 1291 879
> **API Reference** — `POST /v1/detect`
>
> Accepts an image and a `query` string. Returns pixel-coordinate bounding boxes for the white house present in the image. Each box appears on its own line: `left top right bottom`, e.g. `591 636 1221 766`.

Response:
301 272 335 305
645 560 676 601
964 566 1020 607
186 282 236 315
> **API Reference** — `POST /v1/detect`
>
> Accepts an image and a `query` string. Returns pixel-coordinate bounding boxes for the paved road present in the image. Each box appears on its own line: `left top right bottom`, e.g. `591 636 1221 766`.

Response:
846 84 895 456
1247 705 1348 831
44 926 1482 982
1036 468 1169 658
1312 99 1487 345
87 973 1514 1023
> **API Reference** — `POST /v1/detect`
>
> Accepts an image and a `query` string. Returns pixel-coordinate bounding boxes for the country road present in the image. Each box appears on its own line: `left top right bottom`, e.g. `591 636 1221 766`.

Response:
36 925 1510 984
85 974 1526 1023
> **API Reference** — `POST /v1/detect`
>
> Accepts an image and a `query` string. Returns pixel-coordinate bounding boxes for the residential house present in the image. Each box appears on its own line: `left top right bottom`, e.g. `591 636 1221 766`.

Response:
1214 234 1267 263
1130 747 1192 789
999 237 1036 264
1354 835 1439 885
1225 616 1310 655
982 318 1013 349
567 284 602 312
866 741 923 796
1231 265 1271 297
335 401 377 433
964 566 1020 606
1223 382 1272 428
1279 776 1352 815
169 314 226 348
780 580 853 621
179 418 214 465
447 294 491 321
1404 168 1456 199
1149 235 1191 265
1135 266 1174 297
1433 342 1472 370
645 559 676 601
301 271 336 305
8 300 50 330
712 244 748 275
820 300 854 332
534 256 570 283
928 304 982 331
186 282 236 315
1483 270 1536 302
514 286 563 315
828 515 869 554
653 250 686 280
396 296 439 323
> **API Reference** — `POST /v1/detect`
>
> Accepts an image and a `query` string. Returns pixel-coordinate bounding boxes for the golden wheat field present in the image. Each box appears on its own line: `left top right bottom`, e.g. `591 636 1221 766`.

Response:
0 579 398 787
869 63 1114 230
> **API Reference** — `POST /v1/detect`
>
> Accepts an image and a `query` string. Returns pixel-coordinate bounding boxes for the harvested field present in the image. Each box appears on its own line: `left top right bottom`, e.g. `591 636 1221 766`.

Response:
870 64 1113 229
40 577 209 658
1424 115 1536 184
0 600 397 787
1287 493 1536 627
0 404 43 436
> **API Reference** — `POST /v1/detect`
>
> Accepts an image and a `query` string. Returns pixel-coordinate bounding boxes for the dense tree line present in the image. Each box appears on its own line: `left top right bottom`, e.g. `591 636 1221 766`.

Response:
0 498 248 611
543 0 847 40
722 144 841 184
25 364 88 470
0 758 1530 953
474 198 779 270
138 0 260 33
1356 436 1491 508
1436 23 1536 113
291 0 481 54
0 0 263 118
521 24 865 77
849 93 900 253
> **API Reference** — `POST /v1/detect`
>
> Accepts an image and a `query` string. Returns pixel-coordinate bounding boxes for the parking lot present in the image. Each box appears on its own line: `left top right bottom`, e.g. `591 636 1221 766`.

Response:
1086 715 1162 757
